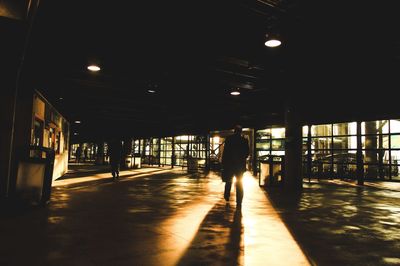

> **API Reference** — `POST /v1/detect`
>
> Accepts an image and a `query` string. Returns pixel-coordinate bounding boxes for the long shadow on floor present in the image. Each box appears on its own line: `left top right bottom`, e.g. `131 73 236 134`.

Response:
177 201 243 266
265 183 400 266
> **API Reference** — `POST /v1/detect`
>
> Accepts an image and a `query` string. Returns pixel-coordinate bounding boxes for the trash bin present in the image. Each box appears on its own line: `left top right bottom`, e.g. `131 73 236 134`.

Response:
16 146 55 205
258 155 284 187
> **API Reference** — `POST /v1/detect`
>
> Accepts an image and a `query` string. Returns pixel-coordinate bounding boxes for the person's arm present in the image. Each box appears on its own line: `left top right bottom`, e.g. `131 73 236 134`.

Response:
221 139 229 166
244 138 250 158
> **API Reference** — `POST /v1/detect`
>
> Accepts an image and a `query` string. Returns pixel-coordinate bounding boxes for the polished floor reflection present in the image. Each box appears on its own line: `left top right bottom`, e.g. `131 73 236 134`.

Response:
0 168 310 266
267 180 400 266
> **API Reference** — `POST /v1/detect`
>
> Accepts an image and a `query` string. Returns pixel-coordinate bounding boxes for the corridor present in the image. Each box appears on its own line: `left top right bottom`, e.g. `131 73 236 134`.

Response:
0 168 310 266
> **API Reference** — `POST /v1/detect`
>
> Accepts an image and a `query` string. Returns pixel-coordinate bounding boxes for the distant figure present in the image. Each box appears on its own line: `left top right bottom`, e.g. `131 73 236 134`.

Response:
171 153 176 168
83 147 88 162
221 125 249 209
108 139 122 180
75 145 82 163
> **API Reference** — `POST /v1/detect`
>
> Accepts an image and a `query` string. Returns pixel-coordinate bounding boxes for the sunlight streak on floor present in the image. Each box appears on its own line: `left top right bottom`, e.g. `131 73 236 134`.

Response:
241 172 311 266
153 177 222 265
52 168 172 187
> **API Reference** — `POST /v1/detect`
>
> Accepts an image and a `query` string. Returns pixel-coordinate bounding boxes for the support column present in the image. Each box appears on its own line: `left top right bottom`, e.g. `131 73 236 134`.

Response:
306 124 312 182
284 101 303 190
356 121 364 185
0 1 40 198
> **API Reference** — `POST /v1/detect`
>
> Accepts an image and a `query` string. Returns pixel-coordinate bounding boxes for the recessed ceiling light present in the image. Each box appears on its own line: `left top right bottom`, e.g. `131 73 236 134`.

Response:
74 132 79 135
74 120 81 124
87 65 101 71
230 91 240 96
148 89 156 93
59 97 63 100
265 39 281 47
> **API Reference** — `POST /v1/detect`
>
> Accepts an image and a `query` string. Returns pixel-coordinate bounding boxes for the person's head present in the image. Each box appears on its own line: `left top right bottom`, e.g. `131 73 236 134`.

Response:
234 124 242 135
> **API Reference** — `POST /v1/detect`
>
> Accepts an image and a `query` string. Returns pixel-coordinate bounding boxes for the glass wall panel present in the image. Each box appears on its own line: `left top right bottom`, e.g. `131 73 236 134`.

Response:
311 124 332 137
333 136 356 149
333 122 356 136
391 164 400 180
271 128 285 139
390 120 400 133
302 126 308 137
256 142 270 150
255 127 285 172
364 165 380 179
391 135 400 148
311 137 332 150
257 129 271 139
271 140 284 150
363 150 380 164
362 120 389 135
391 150 400 164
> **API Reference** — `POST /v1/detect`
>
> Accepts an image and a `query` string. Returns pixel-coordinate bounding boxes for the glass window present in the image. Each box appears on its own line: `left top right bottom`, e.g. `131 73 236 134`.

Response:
333 136 357 149
391 135 400 149
362 120 389 135
32 118 43 146
271 139 284 150
391 150 400 164
302 126 309 137
257 129 271 139
256 142 270 150
362 150 383 164
271 128 285 139
311 137 332 150
311 124 332 137
390 119 400 133
333 122 356 136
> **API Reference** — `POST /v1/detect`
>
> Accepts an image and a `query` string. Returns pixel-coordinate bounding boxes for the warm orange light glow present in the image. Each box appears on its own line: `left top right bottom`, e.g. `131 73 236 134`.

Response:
240 171 310 265
87 65 101 71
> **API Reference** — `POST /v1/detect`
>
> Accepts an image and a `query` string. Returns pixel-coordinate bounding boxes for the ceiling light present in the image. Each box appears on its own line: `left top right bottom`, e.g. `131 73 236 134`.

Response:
265 33 282 47
148 89 156 93
59 97 63 100
74 120 81 124
74 132 79 135
87 65 101 71
230 89 240 96
265 39 281 47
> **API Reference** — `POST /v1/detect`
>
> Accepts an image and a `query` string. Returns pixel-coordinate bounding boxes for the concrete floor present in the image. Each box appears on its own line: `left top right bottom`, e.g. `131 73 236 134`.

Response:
1 166 400 266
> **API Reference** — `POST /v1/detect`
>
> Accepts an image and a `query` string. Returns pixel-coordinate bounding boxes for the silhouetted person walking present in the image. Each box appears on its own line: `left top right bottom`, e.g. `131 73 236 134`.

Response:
83 147 88 162
221 125 249 209
75 145 82 163
109 139 122 180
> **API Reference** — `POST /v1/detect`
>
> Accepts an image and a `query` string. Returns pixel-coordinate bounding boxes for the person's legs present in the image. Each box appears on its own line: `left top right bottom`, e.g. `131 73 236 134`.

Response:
235 172 244 206
116 163 120 178
224 180 232 201
111 163 117 179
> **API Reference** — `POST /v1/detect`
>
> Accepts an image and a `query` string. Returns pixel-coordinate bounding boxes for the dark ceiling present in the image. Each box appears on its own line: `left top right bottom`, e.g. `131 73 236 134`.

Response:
21 0 400 141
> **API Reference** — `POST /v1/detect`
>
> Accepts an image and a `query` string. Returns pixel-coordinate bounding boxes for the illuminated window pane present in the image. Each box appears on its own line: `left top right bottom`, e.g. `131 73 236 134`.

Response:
302 126 308 137
362 135 388 149
362 120 389 135
256 129 271 140
311 137 332 150
311 124 332 137
391 120 400 133
391 135 400 148
333 136 357 149
271 139 284 150
271 128 285 139
256 142 270 150
333 122 356 136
